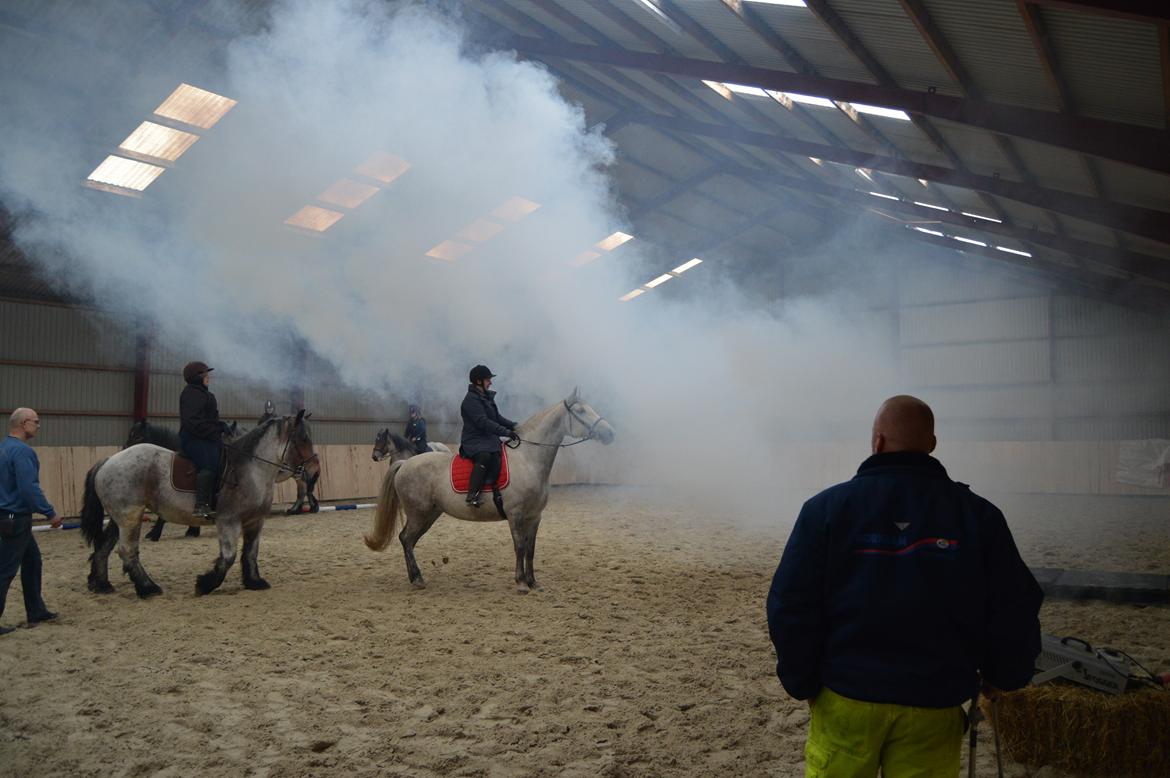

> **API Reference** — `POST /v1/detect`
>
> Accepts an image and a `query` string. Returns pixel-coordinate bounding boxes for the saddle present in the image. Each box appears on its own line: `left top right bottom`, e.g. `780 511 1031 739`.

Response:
170 453 226 493
450 446 510 494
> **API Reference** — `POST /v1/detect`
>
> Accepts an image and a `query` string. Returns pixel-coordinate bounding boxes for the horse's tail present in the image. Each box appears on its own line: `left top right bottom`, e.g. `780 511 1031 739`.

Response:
80 458 109 547
364 460 404 551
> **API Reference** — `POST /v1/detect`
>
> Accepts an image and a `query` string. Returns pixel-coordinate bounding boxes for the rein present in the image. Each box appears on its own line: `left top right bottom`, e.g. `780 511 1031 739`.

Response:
220 421 316 480
509 400 605 449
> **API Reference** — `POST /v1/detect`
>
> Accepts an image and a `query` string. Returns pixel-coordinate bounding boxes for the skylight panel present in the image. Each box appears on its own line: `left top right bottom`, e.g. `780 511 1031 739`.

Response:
852 104 911 121
775 91 835 108
153 83 236 129
673 258 702 274
317 178 380 209
855 168 874 183
914 201 948 211
808 157 823 166
425 240 473 261
746 0 807 6
491 196 541 222
118 121 199 162
702 80 733 100
996 246 1032 258
456 218 505 243
962 211 1002 223
285 205 344 232
85 155 165 192
918 178 929 187
646 273 673 288
952 236 987 247
723 83 769 98
619 289 646 302
355 151 411 184
868 191 899 201
596 231 634 251
913 227 944 237
572 250 602 267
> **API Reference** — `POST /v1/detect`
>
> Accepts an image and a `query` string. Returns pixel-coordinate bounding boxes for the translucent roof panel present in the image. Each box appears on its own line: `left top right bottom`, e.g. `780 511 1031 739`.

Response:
456 218 505 243
490 196 541 222
355 151 411 184
425 240 473 261
596 231 634 251
118 121 199 162
317 178 380 209
85 155 165 192
153 83 237 130
285 205 344 232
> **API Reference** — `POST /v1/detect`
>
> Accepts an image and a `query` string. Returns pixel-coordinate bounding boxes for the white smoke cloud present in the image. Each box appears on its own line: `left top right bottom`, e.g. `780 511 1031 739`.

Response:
1 0 904 517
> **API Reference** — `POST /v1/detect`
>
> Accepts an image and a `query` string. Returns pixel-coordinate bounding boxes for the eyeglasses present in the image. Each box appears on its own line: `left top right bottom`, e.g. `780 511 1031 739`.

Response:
25 419 40 426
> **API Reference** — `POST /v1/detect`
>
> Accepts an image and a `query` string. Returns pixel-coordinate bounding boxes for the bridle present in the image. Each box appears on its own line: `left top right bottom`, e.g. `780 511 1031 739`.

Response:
508 400 607 449
221 418 317 480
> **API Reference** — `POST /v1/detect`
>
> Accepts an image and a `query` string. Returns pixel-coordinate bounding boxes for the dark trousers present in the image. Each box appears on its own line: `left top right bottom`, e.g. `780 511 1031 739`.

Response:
468 451 501 495
0 513 49 622
179 432 220 479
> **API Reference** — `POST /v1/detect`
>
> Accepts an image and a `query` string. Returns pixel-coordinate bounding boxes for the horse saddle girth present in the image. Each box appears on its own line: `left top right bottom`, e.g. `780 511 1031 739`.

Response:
450 447 510 494
170 453 225 493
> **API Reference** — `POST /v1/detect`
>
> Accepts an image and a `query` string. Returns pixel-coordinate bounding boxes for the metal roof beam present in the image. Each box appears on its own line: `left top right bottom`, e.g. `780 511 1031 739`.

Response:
1160 24 1170 129
1023 1 1170 24
504 35 1170 174
625 110 1170 244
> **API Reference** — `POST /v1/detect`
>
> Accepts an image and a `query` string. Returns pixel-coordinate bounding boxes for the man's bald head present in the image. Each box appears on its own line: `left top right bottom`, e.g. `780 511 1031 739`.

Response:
9 408 40 441
872 395 936 455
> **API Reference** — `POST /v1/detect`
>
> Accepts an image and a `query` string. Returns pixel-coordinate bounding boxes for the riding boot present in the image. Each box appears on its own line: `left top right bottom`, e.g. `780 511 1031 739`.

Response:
194 470 217 519
466 464 486 507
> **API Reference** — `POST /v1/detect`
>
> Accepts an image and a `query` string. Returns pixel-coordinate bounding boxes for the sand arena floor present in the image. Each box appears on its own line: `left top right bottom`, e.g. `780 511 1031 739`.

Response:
1 487 1168 777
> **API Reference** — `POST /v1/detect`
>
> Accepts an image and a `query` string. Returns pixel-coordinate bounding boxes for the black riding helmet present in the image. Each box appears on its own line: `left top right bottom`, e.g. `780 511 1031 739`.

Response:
183 361 213 384
469 364 496 384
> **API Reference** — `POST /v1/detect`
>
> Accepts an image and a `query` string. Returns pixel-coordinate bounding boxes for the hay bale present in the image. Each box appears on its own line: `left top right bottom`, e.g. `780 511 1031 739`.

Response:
984 684 1170 777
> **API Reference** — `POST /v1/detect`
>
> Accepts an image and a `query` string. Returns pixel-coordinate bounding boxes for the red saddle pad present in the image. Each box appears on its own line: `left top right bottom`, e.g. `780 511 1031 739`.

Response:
450 447 510 493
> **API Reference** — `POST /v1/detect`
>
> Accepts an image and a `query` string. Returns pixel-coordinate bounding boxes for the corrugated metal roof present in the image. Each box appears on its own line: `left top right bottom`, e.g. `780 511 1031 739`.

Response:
665 0 801 71
1042 7 1165 129
922 0 1060 111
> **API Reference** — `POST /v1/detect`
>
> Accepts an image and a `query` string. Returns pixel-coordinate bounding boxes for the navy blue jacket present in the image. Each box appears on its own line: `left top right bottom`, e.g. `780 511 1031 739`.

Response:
180 383 222 441
459 385 516 457
0 436 55 517
767 451 1042 708
404 417 428 455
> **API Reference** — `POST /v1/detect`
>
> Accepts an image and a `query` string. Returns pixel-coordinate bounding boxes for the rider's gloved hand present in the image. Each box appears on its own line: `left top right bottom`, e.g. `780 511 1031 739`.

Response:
508 431 521 444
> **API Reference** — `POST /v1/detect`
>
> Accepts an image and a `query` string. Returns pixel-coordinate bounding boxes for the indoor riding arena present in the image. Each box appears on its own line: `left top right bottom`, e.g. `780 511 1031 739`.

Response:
1 2 1168 778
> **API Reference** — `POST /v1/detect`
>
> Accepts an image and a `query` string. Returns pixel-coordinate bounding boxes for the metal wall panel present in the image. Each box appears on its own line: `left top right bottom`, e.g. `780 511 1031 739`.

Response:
920 385 1052 420
0 301 134 366
1 365 132 413
32 415 129 447
902 339 1049 387
1054 335 1170 383
1055 383 1170 418
1055 417 1170 442
936 418 1052 442
897 258 1033 305
900 296 1048 346
1052 295 1162 338
309 420 461 448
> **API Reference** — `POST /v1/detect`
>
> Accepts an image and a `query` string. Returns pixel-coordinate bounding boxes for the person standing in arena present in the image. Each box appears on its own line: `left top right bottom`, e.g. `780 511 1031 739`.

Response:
767 395 1042 777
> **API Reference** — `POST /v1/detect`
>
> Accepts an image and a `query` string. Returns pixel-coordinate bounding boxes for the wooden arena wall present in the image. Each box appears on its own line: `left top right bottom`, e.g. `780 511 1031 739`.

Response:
34 439 1170 518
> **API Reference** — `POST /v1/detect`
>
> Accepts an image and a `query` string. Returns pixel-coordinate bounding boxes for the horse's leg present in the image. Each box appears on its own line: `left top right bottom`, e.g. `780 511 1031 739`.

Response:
240 519 270 590
399 509 440 589
524 513 543 591
508 515 530 595
115 513 163 598
308 480 320 514
286 479 305 515
145 517 164 541
195 519 240 596
87 520 119 593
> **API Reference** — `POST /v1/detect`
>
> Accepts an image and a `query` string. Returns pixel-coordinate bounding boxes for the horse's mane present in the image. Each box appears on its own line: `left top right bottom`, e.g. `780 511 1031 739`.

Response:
228 416 280 459
388 431 412 451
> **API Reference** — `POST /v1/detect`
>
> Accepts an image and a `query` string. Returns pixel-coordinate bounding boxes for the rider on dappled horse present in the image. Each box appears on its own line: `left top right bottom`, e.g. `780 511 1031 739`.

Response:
460 365 520 507
404 403 429 456
179 361 226 519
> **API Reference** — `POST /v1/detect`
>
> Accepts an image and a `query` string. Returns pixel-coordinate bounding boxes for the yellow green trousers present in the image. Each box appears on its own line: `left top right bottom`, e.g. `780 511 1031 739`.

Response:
804 687 964 778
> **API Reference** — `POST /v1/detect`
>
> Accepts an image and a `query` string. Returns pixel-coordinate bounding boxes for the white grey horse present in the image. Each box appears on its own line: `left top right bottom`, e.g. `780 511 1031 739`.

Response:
371 428 451 462
81 412 319 597
364 390 614 593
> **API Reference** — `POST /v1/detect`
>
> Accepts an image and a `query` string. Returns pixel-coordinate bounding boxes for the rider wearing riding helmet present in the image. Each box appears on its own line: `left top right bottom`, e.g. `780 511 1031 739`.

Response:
460 365 519 507
179 361 225 519
404 404 429 456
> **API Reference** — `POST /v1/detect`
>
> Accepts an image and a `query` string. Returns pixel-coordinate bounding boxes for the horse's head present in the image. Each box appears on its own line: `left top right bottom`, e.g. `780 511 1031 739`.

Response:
223 420 241 442
564 388 615 445
372 428 391 461
124 420 148 449
282 410 320 485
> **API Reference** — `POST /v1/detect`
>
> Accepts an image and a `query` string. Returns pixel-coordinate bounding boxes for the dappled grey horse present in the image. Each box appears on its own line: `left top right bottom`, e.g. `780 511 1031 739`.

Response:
365 389 614 593
371 428 451 462
82 412 319 597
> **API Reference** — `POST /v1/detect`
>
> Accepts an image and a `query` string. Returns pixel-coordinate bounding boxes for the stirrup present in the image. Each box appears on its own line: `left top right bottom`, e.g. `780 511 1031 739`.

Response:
465 493 483 507
193 504 216 519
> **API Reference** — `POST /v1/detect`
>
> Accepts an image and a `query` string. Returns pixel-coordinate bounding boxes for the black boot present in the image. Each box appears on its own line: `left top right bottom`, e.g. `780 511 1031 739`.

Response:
194 471 217 519
466 463 486 507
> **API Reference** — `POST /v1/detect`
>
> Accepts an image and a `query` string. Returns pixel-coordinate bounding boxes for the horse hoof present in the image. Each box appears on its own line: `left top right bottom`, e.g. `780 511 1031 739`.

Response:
243 577 271 590
88 580 115 594
516 584 530 595
410 579 427 590
145 533 161 543
136 583 163 599
194 574 220 596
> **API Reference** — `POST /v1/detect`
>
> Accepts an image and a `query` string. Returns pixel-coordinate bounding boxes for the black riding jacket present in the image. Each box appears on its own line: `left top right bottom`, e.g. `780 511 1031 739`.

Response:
179 383 222 441
404 417 429 455
459 385 516 457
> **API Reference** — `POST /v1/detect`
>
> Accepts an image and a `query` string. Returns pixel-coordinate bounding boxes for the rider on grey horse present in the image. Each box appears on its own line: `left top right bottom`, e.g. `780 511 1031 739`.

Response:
404 404 429 456
179 361 225 519
460 365 519 507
